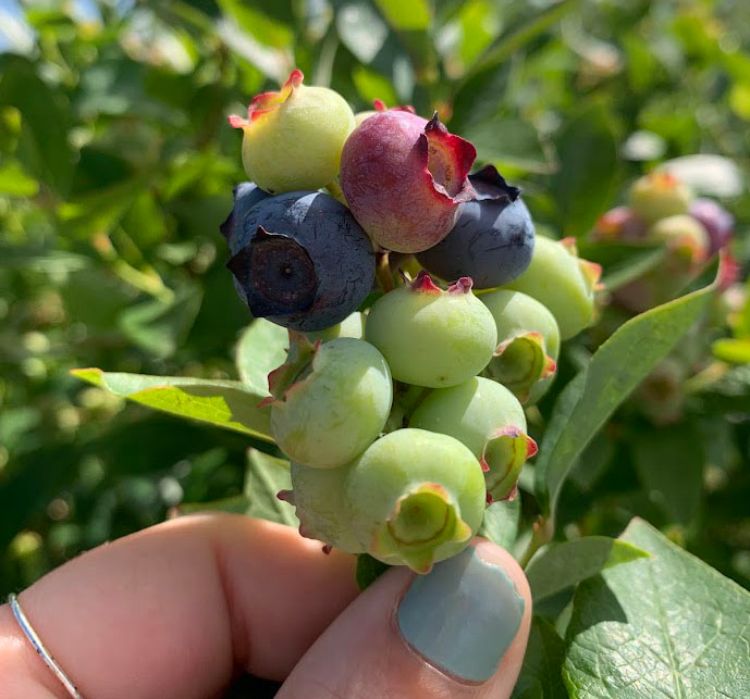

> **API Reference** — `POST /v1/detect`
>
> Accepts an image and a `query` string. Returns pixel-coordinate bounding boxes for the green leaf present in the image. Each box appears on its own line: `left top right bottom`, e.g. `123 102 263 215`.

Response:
526 536 649 603
549 104 619 237
235 319 289 395
564 518 750 698
632 424 704 526
464 117 550 173
119 285 203 359
245 449 297 527
356 553 392 590
690 363 750 414
0 56 75 194
374 0 432 31
512 617 567 699
179 495 251 515
71 368 273 442
469 0 581 77
478 496 521 550
0 160 38 197
600 246 668 293
352 65 398 106
712 338 750 364
58 179 145 239
336 2 388 64
535 276 716 519
217 0 294 48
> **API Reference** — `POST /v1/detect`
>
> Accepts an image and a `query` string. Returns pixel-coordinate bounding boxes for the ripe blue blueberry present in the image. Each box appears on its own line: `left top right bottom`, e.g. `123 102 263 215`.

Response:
223 189 375 332
417 166 535 289
219 182 270 242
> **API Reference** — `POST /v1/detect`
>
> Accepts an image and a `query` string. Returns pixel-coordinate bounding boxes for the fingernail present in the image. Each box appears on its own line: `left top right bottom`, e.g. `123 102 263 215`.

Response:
396 546 525 683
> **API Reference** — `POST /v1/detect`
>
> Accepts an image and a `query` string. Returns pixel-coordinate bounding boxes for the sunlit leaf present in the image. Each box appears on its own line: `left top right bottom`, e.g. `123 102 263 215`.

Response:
72 368 273 441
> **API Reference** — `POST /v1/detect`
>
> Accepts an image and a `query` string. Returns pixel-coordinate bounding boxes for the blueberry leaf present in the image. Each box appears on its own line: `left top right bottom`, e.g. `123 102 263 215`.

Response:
71 368 273 442
526 536 649 603
632 424 704 526
550 104 619 237
535 271 717 519
478 496 521 551
245 449 297 527
512 617 567 699
235 319 289 396
374 0 431 31
564 518 750 697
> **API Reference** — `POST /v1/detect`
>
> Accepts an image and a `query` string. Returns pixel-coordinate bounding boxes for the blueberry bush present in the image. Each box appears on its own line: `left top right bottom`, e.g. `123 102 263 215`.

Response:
2 1 750 695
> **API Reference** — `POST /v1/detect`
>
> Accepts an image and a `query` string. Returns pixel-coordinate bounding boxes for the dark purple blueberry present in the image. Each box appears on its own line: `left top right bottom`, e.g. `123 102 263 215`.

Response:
223 189 375 331
690 198 734 255
219 182 270 240
416 166 535 288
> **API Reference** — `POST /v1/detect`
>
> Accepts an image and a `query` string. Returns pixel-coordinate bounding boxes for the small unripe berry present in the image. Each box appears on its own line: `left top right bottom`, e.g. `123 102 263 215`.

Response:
504 236 601 341
410 377 536 501
365 272 497 388
287 463 365 554
348 429 486 572
268 336 392 468
229 69 355 193
648 215 709 265
480 289 560 404
628 172 693 224
592 205 648 242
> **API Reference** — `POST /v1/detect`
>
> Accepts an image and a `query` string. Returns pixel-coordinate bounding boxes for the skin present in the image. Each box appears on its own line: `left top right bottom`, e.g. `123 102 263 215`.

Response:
0 515 531 699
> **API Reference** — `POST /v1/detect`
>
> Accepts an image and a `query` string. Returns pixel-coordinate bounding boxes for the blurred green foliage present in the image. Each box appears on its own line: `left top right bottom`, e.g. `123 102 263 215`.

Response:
1 0 749 619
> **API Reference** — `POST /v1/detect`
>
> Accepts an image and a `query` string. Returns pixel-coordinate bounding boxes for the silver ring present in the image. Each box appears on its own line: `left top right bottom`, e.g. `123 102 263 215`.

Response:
7 593 84 698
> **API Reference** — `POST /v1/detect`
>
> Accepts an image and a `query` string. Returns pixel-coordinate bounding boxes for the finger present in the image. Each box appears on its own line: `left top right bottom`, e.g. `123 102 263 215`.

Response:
0 514 358 699
278 539 531 699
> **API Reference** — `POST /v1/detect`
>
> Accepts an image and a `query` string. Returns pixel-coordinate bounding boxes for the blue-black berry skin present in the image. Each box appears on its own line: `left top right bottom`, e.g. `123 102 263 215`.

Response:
417 166 535 289
224 189 375 331
219 182 270 241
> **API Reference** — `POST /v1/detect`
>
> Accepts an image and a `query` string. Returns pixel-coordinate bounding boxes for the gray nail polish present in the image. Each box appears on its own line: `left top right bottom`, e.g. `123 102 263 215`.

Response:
397 547 525 683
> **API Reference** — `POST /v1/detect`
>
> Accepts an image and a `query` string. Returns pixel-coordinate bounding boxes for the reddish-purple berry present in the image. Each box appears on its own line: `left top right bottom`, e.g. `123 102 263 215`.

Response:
340 110 476 253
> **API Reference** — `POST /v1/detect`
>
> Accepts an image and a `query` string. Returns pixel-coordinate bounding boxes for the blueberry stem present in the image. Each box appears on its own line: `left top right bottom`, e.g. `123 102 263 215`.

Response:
518 515 553 569
376 251 395 292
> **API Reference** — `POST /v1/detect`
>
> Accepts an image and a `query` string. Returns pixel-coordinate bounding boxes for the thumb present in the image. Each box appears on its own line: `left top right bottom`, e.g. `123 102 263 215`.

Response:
278 539 531 699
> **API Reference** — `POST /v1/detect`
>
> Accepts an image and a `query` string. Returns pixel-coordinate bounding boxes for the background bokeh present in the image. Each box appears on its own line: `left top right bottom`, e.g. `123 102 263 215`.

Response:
1 0 749 611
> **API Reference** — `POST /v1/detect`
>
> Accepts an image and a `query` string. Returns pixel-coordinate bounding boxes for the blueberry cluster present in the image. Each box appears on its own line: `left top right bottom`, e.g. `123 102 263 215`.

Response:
593 171 735 312
224 70 601 573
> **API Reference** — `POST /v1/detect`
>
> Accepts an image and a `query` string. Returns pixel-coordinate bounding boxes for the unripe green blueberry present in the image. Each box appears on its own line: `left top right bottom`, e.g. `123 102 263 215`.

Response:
648 215 709 264
287 463 365 554
410 377 536 501
365 272 497 388
614 215 710 312
269 336 392 468
628 172 693 224
304 311 365 342
480 289 560 404
347 429 486 572
504 236 601 340
229 69 355 193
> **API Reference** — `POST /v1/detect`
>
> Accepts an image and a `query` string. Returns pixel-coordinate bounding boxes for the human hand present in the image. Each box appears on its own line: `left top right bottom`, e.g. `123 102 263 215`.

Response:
1 514 530 698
